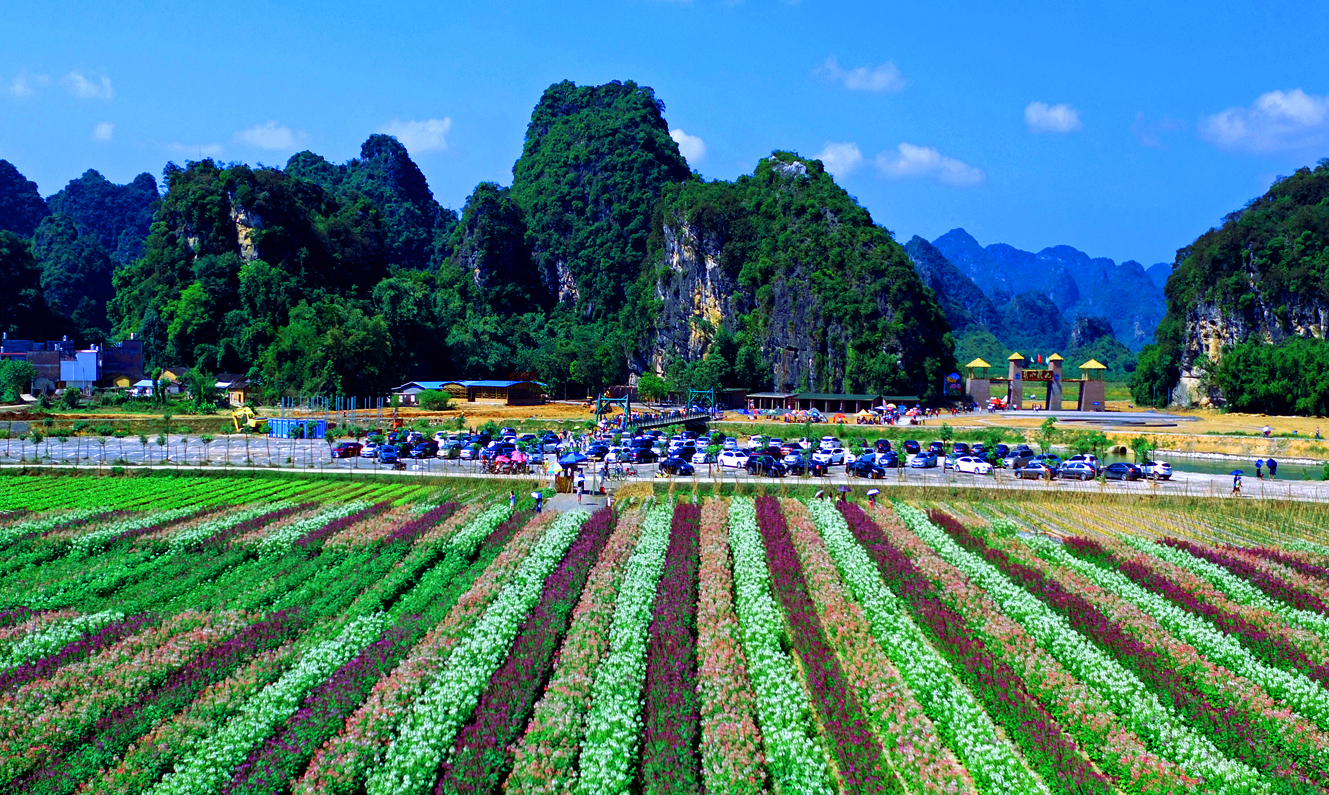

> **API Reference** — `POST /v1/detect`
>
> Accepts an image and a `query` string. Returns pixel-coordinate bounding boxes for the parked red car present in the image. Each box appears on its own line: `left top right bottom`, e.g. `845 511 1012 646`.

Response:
331 441 363 459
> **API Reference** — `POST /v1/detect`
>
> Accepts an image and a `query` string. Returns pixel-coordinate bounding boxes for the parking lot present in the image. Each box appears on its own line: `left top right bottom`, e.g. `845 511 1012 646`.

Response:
5 431 1325 502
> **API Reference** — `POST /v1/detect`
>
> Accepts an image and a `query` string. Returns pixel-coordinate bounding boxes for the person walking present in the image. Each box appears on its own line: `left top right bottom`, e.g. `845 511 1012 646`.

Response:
509 490 516 509
576 470 586 504
1231 471 1242 496
1255 459 1264 479
1267 458 1278 479
532 491 543 513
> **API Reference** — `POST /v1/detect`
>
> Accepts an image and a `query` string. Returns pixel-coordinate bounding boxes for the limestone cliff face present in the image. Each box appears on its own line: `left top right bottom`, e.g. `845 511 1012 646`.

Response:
642 222 746 375
634 152 956 400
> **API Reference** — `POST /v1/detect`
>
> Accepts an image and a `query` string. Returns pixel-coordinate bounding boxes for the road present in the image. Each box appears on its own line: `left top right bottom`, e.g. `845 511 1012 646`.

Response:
1 433 1325 503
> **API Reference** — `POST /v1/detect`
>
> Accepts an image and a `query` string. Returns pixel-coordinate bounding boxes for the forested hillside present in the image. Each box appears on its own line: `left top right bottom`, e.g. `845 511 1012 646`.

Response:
1136 159 1329 412
0 79 1002 402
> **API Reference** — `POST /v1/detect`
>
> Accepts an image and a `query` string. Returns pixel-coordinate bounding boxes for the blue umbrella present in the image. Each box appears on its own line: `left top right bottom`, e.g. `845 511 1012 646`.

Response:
1231 469 1243 476
558 451 588 469
1255 459 1264 467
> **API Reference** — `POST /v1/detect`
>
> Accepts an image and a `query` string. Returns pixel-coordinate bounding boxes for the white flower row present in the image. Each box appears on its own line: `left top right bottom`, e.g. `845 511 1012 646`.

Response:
1124 536 1329 639
0 509 100 545
0 609 124 668
805 499 1048 795
169 503 292 552
366 509 590 795
574 504 675 795
256 502 371 555
895 504 1269 794
1029 535 1329 740
726 497 835 795
1286 539 1329 557
149 611 388 795
71 507 198 555
445 502 513 555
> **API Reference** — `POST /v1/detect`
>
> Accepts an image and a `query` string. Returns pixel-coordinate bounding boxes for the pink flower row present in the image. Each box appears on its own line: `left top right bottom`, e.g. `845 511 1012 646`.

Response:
504 508 648 795
785 500 974 795
867 504 1192 793
292 510 554 795
0 609 250 781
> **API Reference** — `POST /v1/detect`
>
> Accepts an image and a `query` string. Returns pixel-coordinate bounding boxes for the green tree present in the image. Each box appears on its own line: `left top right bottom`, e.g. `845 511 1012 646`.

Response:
1130 435 1153 464
637 374 669 404
418 390 454 411
1037 417 1060 454
0 360 37 401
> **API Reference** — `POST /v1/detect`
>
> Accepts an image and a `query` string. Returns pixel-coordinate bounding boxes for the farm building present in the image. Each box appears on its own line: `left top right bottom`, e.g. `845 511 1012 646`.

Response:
392 379 546 406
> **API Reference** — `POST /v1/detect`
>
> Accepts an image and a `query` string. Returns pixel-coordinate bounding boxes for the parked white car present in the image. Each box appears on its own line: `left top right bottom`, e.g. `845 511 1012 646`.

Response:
691 449 712 465
717 450 750 468
952 455 992 474
812 447 846 465
722 438 739 451
819 436 841 451
1141 460 1172 480
359 443 379 458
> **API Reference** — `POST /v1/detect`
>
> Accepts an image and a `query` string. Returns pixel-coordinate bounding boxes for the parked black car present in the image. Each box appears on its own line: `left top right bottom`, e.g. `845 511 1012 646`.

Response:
903 439 921 455
848 457 887 478
625 447 659 464
877 451 903 468
928 441 946 454
659 457 694 476
586 444 610 460
410 441 439 459
787 458 829 477
952 442 970 455
873 438 892 452
1104 462 1144 481
746 455 787 477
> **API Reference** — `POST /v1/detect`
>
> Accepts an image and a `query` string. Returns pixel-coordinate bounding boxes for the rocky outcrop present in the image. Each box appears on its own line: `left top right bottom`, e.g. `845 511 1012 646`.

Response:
643 222 745 374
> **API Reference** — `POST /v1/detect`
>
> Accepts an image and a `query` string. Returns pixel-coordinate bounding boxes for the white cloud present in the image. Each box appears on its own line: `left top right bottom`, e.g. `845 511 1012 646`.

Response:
875 142 985 187
165 141 225 158
814 56 906 93
669 128 706 163
815 141 863 178
376 118 452 153
1025 101 1082 133
8 70 50 98
62 71 113 100
92 122 113 142
233 120 305 150
1132 113 1186 149
1199 88 1329 153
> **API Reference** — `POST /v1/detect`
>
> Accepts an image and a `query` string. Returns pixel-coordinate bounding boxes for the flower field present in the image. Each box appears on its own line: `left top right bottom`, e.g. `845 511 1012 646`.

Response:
4 473 1329 794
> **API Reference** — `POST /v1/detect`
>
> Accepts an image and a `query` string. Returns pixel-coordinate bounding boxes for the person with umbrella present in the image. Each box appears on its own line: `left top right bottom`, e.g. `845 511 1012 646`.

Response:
1231 470 1243 496
867 488 880 508
1267 458 1277 479
836 484 852 507
532 490 544 513
1255 459 1264 479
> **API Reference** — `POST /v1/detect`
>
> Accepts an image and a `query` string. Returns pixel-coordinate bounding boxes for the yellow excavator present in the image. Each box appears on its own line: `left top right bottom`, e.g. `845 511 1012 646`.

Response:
232 406 269 434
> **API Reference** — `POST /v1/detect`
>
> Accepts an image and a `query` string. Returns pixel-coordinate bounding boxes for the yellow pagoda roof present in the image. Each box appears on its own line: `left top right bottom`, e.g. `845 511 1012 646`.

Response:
1047 353 1064 361
1007 352 1024 361
1078 359 1107 370
966 358 991 369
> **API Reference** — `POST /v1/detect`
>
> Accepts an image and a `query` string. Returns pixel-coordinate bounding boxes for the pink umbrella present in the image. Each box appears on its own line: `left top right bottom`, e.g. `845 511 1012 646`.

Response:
495 455 511 465
511 450 527 464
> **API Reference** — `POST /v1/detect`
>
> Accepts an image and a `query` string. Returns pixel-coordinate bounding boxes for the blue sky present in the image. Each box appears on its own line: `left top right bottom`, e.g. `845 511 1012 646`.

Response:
3 1 1327 268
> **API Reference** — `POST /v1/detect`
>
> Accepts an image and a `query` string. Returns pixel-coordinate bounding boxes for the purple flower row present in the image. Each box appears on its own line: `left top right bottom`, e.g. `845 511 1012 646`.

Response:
939 515 1318 791
0 612 153 694
222 618 422 795
293 501 395 552
0 606 35 628
1066 537 1329 688
755 496 893 794
850 505 1109 794
1161 537 1329 617
638 502 702 795
379 501 462 547
16 609 302 795
1229 544 1329 584
434 506 618 795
